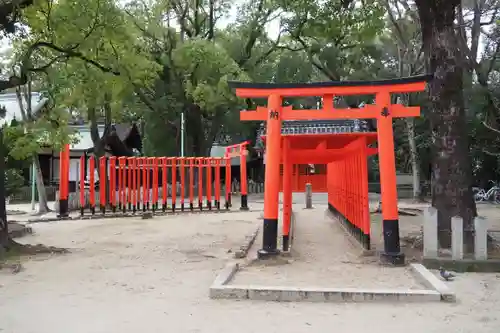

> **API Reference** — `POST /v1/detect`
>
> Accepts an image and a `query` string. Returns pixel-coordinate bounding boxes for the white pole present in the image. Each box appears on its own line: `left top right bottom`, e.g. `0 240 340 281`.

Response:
31 159 36 210
180 112 185 157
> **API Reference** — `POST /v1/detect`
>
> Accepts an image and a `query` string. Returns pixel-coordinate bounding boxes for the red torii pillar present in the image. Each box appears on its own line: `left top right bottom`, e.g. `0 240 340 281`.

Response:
229 75 430 265
225 141 250 211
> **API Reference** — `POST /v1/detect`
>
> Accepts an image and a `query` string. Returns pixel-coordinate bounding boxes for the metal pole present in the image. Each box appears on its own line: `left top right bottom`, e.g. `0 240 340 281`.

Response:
31 159 36 210
0 127 6 228
180 112 185 157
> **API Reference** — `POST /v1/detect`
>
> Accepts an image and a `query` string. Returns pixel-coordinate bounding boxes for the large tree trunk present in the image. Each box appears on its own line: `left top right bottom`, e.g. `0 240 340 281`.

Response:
33 154 50 213
416 0 477 251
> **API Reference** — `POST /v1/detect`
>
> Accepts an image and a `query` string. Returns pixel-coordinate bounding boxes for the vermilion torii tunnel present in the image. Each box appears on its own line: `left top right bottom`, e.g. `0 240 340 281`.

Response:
228 75 431 266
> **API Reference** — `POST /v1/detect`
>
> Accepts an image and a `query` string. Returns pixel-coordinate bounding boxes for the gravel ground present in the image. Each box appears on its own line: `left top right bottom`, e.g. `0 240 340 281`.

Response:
1 196 500 333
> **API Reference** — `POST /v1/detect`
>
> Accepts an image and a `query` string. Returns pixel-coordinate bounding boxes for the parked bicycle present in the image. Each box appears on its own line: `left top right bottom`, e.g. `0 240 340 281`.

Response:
473 181 500 203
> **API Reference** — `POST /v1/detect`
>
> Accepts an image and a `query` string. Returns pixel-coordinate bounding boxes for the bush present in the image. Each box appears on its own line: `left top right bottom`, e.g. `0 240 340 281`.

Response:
5 168 25 198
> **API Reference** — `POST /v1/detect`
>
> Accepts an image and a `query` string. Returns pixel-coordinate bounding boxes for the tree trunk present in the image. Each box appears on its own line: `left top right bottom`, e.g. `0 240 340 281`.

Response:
33 154 50 213
0 127 9 251
416 0 477 251
89 98 111 205
405 117 422 201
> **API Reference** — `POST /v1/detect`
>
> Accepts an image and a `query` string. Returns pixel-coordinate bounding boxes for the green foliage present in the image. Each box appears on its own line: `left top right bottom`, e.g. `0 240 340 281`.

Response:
5 168 24 198
1 123 29 198
14 0 160 137
173 39 249 113
282 0 385 80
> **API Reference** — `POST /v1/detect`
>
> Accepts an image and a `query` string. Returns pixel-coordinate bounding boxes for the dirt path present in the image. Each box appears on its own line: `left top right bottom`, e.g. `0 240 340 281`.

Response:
232 205 422 289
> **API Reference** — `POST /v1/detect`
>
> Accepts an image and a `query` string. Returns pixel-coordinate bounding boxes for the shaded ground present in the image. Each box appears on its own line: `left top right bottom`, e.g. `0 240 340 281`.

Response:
0 196 500 333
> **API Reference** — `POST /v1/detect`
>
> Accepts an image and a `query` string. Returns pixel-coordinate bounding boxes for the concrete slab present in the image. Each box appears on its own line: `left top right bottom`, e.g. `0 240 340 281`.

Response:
423 257 500 273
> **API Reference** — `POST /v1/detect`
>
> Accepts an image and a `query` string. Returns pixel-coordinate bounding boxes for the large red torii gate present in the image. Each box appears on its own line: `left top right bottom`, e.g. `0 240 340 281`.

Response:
229 75 430 265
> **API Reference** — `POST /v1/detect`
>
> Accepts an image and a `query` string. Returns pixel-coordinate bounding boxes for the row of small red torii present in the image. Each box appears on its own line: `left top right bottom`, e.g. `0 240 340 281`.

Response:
57 141 250 217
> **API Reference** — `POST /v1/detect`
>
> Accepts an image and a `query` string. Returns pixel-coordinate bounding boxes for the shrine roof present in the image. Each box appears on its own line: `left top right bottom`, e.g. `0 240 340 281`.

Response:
255 120 377 150
257 119 375 137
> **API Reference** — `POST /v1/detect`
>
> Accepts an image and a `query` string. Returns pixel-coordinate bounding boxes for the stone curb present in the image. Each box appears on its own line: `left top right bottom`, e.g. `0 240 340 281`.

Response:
210 284 441 303
324 209 375 256
423 257 500 273
26 208 259 224
409 263 456 302
209 262 443 303
211 263 239 288
234 226 260 259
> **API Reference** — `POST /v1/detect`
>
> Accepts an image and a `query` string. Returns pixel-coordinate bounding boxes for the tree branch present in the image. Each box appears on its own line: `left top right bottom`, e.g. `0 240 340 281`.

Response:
384 0 408 49
0 40 120 92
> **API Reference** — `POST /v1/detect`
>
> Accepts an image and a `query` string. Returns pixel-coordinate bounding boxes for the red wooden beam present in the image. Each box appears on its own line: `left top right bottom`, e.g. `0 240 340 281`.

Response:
240 104 420 121
232 81 428 98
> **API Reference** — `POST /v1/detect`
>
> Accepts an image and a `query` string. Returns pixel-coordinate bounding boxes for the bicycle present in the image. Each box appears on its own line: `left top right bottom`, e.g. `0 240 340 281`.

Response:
473 183 500 203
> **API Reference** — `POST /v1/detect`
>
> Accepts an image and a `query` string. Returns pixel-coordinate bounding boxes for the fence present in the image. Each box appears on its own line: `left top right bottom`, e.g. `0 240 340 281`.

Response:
56 143 256 218
9 186 58 203
327 146 371 249
423 207 488 260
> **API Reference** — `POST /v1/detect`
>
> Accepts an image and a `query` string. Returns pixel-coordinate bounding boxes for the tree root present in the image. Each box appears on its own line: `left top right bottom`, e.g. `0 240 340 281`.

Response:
6 239 69 255
1 239 69 274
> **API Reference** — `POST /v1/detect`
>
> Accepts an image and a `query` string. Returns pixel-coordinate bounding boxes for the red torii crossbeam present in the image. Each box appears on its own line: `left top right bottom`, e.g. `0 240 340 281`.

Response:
229 75 431 265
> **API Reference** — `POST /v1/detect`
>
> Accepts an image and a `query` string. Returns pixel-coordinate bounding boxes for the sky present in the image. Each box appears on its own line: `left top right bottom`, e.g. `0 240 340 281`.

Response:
0 1 488 75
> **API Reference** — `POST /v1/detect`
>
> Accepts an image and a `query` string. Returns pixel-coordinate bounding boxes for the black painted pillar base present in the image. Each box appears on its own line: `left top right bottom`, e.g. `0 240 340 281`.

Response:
58 199 69 218
80 207 84 217
146 202 150 211
199 201 203 211
142 205 146 212
112 206 117 213
380 252 405 266
91 206 96 215
361 233 371 251
227 193 232 208
215 200 220 210
122 205 126 214
240 194 249 211
162 202 166 212
172 203 176 213
181 203 185 211
133 205 137 214
257 218 280 259
101 205 105 215
282 235 289 252
118 203 122 211
380 219 405 266
190 202 194 211
129 203 132 211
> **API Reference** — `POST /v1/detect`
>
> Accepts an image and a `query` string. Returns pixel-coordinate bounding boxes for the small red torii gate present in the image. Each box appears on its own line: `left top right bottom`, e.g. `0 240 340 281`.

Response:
261 133 378 251
229 75 430 265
